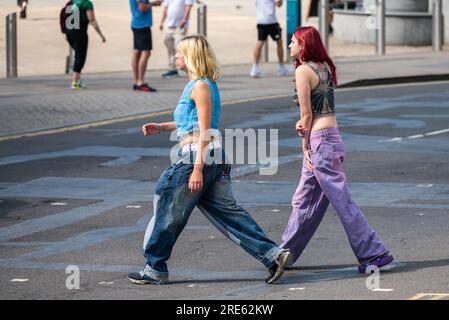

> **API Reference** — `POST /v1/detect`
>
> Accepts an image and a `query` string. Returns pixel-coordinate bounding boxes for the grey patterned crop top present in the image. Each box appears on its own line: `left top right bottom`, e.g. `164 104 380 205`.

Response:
294 61 335 117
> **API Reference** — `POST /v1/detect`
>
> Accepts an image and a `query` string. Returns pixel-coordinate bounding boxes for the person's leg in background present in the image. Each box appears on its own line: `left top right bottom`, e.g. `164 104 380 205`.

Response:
132 28 156 92
272 24 293 76
67 33 88 90
250 39 265 78
132 49 142 89
138 50 151 86
162 27 179 78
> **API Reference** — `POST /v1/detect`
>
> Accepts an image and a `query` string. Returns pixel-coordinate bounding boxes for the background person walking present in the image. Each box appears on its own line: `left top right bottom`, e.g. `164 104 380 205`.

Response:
250 0 292 78
128 35 291 285
64 0 106 90
281 26 393 274
130 0 162 92
159 0 194 79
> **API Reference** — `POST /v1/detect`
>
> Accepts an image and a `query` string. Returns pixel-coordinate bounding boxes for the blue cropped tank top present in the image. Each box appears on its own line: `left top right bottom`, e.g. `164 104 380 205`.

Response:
173 77 221 141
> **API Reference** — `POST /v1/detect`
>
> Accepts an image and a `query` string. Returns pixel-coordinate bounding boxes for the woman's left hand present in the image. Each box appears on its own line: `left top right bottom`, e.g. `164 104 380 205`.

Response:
188 169 203 193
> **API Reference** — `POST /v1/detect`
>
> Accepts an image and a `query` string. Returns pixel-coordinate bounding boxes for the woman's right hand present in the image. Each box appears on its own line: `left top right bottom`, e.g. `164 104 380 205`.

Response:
303 148 314 172
142 123 162 136
295 120 308 137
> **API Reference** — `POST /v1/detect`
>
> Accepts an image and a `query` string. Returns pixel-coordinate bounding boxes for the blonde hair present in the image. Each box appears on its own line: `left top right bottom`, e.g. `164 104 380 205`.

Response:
178 34 220 82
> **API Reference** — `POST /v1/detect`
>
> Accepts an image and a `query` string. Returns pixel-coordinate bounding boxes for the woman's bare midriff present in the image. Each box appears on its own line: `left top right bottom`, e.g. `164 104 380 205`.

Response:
311 114 338 132
180 132 216 148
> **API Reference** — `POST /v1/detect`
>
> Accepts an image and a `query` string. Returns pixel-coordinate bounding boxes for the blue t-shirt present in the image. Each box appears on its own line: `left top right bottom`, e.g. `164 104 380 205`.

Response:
130 0 153 29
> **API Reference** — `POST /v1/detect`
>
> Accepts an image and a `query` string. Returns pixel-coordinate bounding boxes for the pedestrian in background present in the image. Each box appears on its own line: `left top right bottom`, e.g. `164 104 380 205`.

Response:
17 0 28 19
160 0 194 79
65 0 106 90
130 0 162 92
128 35 291 286
281 26 394 274
250 0 292 78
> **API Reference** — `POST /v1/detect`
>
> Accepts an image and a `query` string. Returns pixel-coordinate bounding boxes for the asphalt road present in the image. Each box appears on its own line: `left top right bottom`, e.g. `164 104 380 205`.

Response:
1 81 449 300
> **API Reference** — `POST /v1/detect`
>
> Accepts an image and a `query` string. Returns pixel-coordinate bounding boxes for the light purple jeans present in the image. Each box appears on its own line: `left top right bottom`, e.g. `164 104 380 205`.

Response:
281 127 388 266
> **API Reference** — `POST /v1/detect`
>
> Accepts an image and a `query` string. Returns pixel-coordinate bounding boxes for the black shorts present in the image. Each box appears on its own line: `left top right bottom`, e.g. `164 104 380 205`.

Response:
257 23 282 42
132 27 152 51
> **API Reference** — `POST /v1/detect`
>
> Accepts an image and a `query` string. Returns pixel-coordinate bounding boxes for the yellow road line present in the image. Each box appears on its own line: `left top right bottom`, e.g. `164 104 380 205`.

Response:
409 293 449 300
0 94 289 143
0 110 172 143
3 80 449 143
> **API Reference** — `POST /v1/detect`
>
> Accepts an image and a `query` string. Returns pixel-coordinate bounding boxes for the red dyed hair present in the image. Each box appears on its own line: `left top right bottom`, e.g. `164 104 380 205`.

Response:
293 26 337 86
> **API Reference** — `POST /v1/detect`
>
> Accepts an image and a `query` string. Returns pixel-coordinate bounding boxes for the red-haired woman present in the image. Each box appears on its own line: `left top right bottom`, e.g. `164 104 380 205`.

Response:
281 26 393 273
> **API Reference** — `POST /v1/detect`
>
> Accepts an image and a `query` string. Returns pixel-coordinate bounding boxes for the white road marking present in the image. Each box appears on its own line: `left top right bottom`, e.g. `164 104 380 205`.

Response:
11 278 29 282
382 128 449 142
371 288 394 292
51 202 67 206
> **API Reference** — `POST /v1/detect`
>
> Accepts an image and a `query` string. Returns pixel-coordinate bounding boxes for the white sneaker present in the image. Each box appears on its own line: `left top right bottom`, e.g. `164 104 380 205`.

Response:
278 64 294 77
250 64 264 78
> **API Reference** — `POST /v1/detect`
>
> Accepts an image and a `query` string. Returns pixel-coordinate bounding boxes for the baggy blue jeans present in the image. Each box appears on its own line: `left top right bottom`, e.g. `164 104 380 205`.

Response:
142 148 282 280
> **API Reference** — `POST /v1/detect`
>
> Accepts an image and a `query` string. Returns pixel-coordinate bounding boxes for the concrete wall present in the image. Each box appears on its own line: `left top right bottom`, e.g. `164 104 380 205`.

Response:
333 11 432 46
301 0 448 45
362 0 427 11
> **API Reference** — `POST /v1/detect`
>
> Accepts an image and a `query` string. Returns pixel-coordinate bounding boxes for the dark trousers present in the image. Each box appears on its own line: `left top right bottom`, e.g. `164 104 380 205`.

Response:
66 31 89 73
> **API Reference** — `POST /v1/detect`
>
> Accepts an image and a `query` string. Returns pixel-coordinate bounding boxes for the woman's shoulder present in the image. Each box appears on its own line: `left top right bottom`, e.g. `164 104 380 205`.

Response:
296 64 315 78
79 0 94 10
192 78 212 93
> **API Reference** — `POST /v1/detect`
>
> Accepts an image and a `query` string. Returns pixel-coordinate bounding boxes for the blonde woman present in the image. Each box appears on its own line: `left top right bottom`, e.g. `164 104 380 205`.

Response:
129 35 290 285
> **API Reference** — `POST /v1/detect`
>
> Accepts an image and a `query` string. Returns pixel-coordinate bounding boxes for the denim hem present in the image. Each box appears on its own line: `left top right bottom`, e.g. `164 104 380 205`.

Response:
262 247 283 268
359 249 390 265
143 264 169 281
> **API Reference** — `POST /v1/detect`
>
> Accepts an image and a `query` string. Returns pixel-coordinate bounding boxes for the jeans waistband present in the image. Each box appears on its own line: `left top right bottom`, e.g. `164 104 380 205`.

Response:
310 127 340 140
180 140 222 154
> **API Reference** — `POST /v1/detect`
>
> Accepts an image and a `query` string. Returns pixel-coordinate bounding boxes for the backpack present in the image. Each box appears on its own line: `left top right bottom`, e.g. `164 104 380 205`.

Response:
59 0 73 34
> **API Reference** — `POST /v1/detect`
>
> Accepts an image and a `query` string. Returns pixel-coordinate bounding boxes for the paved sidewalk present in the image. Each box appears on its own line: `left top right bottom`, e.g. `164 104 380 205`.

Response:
1 51 449 139
2 0 445 78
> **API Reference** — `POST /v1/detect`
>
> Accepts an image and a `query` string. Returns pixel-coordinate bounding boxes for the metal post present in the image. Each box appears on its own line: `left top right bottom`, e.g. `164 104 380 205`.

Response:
432 0 443 51
197 3 207 37
65 46 75 74
375 0 386 55
319 0 329 49
263 41 269 63
6 13 18 78
286 0 301 62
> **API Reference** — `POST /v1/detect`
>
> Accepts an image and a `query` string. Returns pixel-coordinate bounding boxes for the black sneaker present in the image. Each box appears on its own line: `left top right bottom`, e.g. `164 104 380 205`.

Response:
135 83 157 92
162 70 179 78
133 83 149 91
128 270 168 285
265 249 291 284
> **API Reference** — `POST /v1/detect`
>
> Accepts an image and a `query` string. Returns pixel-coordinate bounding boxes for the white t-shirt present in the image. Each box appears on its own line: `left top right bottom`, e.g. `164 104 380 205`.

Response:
164 0 194 28
256 0 278 25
